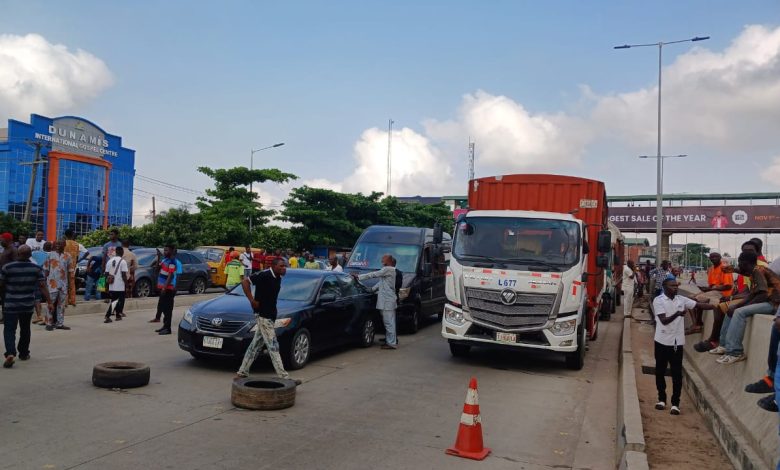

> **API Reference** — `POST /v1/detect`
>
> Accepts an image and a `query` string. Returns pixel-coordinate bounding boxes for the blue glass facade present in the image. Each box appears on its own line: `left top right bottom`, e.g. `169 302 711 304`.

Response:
0 114 135 238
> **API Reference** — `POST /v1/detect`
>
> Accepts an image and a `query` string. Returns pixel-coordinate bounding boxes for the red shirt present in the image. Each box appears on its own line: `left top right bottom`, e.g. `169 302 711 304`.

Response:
252 252 265 270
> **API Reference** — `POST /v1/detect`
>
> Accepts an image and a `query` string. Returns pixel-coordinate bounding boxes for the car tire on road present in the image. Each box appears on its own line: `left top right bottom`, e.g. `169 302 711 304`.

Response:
189 276 207 294
134 278 152 298
231 377 296 410
92 361 150 389
449 342 471 358
283 328 311 370
358 316 375 348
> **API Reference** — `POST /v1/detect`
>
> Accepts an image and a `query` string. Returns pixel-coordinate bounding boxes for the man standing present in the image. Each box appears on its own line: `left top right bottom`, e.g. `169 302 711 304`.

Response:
0 246 53 368
288 252 299 269
622 260 636 317
653 278 715 414
155 245 178 335
649 260 672 299
327 256 343 273
101 228 121 272
252 248 265 273
688 269 697 285
104 246 129 323
121 239 138 299
225 252 244 290
30 241 50 324
0 232 18 324
235 258 301 384
25 231 45 252
63 229 84 306
356 254 398 349
303 254 320 270
241 246 253 279
43 240 71 331
84 252 103 301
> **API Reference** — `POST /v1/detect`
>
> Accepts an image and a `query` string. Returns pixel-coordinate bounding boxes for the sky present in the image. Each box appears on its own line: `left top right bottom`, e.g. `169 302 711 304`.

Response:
1 1 779 255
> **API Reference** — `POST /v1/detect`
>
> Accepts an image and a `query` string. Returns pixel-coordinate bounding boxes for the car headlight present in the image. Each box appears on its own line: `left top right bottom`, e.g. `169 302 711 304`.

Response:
183 309 193 324
550 319 577 337
444 305 466 326
398 287 410 301
250 317 292 333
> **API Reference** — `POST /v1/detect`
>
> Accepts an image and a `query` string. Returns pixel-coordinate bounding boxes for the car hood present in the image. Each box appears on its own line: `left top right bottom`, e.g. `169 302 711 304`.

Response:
191 294 310 319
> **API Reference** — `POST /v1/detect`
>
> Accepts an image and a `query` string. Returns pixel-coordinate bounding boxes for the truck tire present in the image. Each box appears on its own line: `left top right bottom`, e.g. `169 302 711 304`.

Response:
231 377 296 410
92 362 150 389
565 325 586 370
599 294 612 321
449 342 471 358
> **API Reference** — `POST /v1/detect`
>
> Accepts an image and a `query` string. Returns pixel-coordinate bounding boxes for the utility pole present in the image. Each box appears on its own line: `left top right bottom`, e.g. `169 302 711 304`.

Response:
20 141 49 224
468 139 475 181
386 119 394 196
152 196 157 223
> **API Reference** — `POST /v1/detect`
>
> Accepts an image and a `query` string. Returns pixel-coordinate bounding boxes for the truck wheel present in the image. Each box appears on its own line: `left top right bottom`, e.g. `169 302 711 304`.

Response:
231 377 296 410
565 326 586 370
449 342 471 358
599 295 612 321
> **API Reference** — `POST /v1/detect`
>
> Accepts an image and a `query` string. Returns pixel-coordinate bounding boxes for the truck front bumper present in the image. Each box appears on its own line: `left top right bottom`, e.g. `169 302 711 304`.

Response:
440 303 579 353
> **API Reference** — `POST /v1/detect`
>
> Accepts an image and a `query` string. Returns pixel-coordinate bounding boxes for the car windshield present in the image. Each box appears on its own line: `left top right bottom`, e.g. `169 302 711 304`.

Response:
196 247 224 263
347 242 420 273
453 217 581 268
228 273 320 302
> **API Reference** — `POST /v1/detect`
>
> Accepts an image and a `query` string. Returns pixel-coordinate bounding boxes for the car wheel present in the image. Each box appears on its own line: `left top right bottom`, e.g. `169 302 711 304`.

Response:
92 361 150 389
231 377 296 410
358 316 375 348
134 278 152 298
284 328 311 370
449 342 471 357
190 276 206 294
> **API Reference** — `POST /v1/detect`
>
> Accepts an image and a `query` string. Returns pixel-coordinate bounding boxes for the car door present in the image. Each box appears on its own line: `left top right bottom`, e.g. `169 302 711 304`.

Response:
176 253 194 290
337 274 369 342
308 275 350 347
418 246 435 314
430 246 448 313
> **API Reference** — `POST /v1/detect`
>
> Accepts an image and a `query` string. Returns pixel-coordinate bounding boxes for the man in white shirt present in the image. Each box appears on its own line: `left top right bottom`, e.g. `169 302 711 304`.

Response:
104 246 129 323
622 260 636 318
25 231 45 252
241 246 254 278
653 278 715 415
327 256 343 273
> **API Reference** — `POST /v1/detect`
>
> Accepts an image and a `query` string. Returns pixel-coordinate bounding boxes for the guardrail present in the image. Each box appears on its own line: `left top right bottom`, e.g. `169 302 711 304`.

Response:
617 316 650 469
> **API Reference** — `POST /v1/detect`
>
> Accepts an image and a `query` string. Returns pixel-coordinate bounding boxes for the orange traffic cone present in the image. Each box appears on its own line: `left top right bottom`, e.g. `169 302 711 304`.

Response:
446 377 491 460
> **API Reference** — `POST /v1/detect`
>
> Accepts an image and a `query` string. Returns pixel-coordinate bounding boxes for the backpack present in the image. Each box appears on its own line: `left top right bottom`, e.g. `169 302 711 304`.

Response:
395 268 403 296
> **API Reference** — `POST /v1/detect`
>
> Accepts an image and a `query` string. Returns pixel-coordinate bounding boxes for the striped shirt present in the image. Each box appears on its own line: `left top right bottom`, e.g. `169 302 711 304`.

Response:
0 260 44 314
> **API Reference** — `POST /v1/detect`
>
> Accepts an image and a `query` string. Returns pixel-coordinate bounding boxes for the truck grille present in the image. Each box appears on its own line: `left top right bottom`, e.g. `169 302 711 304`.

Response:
196 317 248 334
465 288 556 330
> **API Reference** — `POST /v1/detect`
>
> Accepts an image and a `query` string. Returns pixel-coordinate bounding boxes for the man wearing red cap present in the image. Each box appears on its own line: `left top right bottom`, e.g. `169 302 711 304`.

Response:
0 232 18 324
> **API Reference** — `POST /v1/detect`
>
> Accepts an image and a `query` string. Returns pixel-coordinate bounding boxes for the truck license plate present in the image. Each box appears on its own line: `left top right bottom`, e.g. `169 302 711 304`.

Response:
203 336 223 349
496 332 517 343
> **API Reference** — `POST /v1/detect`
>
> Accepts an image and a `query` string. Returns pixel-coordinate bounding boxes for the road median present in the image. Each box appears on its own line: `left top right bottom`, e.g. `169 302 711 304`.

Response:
66 293 221 316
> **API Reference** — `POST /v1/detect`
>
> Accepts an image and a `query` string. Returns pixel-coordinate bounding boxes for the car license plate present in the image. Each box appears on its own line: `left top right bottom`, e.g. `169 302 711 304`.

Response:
202 336 223 349
496 332 517 343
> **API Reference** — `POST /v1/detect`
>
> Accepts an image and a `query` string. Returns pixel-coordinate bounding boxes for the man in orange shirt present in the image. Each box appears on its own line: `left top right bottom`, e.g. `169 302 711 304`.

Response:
692 253 734 347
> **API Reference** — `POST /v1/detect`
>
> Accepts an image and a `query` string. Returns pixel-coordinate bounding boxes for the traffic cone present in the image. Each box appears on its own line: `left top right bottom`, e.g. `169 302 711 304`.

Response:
446 377 491 460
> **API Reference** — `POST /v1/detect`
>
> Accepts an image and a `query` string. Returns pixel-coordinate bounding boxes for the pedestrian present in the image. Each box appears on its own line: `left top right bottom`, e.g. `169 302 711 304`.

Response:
241 245 253 279
689 253 733 336
0 232 18 324
63 229 85 306
43 240 72 331
689 269 697 285
327 256 343 272
653 278 715 415
622 260 636 317
225 251 244 290
235 258 301 384
104 246 129 323
154 245 178 335
356 254 398 349
0 246 53 368
101 228 121 272
649 260 672 300
15 234 27 249
25 230 45 252
30 241 50 324
288 251 299 269
121 239 138 299
303 254 320 269
252 248 265 273
84 252 103 301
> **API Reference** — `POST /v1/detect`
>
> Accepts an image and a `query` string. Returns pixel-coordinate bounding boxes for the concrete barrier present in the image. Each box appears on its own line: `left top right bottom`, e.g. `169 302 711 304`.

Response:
684 310 778 470
63 293 221 317
617 315 649 467
619 450 650 470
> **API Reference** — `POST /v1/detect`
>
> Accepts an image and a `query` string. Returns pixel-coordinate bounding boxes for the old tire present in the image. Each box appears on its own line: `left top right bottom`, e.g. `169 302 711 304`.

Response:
92 361 150 389
231 377 296 410
189 276 207 294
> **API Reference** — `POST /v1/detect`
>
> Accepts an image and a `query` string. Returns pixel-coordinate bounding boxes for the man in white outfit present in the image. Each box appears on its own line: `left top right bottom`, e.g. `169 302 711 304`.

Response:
356 254 398 349
623 260 636 318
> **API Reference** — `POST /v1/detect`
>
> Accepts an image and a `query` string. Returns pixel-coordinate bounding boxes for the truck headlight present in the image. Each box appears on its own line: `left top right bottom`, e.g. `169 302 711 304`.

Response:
398 287 410 301
550 319 577 337
444 305 466 326
183 309 193 324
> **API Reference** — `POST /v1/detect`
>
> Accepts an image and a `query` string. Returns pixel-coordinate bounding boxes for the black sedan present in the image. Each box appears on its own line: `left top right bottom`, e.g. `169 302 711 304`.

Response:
177 270 378 370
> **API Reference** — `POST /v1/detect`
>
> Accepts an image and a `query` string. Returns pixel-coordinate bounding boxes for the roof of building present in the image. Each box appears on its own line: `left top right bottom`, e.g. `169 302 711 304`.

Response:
0 128 7 141
624 238 649 246
396 196 444 205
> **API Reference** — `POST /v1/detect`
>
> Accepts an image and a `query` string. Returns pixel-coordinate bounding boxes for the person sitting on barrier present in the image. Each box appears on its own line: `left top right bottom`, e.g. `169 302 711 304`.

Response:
688 253 733 336
715 252 780 365
653 277 715 415
745 259 780 412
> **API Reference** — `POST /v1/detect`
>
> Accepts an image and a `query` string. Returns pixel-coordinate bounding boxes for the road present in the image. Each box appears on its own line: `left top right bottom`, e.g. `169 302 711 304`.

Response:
0 306 620 470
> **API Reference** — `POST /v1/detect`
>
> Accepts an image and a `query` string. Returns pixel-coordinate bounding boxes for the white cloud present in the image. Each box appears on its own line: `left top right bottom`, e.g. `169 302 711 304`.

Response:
761 156 780 188
0 33 113 120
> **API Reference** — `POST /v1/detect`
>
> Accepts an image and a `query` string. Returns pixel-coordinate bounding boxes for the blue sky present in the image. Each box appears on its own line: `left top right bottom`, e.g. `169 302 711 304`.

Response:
1 0 779 231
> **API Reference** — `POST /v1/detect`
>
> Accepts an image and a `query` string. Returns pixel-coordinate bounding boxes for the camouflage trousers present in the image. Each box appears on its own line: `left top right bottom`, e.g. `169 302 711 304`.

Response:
237 315 289 379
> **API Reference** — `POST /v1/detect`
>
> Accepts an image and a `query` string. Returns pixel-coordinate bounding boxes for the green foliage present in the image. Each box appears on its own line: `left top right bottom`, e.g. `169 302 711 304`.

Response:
675 243 711 267
77 209 203 249
0 212 32 237
252 225 297 252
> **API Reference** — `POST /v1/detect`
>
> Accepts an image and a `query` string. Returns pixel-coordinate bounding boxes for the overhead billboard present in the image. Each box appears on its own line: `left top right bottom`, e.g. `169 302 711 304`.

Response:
608 205 780 232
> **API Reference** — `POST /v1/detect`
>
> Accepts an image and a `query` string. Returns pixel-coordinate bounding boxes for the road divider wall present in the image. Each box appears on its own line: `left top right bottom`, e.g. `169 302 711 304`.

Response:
617 315 649 468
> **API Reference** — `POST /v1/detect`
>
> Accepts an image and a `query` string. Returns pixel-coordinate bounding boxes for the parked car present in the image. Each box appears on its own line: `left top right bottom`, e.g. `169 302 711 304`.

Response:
177 270 378 370
131 248 211 297
75 246 103 289
195 245 266 289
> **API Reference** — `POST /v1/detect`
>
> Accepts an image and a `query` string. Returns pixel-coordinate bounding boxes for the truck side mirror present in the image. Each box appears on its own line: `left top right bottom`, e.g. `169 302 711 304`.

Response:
582 241 590 255
597 230 611 253
596 255 610 269
433 223 443 244
423 263 432 277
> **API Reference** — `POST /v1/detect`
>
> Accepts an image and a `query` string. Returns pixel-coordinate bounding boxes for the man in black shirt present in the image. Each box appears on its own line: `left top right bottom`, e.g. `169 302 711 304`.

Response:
235 258 300 384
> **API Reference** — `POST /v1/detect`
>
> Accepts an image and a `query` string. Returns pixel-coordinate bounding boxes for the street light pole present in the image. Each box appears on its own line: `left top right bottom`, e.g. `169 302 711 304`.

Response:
615 35 709 264
249 142 285 231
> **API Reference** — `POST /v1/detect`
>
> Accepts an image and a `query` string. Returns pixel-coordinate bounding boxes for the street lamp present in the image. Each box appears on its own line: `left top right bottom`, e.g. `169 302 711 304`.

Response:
615 35 709 264
249 142 285 231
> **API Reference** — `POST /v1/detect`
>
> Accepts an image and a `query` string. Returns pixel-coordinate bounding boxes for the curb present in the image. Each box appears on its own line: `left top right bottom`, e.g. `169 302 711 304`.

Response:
617 315 649 468
63 293 221 316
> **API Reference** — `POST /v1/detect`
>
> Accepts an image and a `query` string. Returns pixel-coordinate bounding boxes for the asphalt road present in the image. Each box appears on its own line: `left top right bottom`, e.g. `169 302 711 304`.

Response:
0 306 620 470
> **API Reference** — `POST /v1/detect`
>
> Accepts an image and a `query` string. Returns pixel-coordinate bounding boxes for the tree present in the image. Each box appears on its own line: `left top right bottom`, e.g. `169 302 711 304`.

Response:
0 212 31 238
196 166 296 246
252 226 297 252
77 208 203 249
677 243 711 268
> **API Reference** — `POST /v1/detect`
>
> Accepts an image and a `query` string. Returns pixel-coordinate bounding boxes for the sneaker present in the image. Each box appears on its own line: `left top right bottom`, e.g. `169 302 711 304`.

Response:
149 318 161 323
757 395 779 412
19 354 30 361
694 340 717 353
655 401 666 410
115 315 122 321
45 325 54 331
55 325 71 330
234 373 248 380
380 344 397 350
119 312 126 318
670 406 681 415
3 355 15 368
154 327 165 333
104 317 113 323
157 328 172 335
745 377 774 394
708 346 727 355
717 354 746 364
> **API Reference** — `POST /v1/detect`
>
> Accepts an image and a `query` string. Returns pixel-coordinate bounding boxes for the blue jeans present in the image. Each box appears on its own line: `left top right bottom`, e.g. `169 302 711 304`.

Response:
381 309 397 346
84 276 101 301
724 302 774 356
3 311 32 357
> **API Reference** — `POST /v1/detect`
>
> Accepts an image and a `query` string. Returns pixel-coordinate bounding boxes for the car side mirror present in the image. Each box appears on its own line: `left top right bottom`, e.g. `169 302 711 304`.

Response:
319 292 337 304
596 255 610 269
597 230 611 253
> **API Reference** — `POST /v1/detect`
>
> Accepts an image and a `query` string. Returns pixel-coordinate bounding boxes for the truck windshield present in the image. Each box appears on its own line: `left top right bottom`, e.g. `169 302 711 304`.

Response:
347 242 420 273
453 217 581 268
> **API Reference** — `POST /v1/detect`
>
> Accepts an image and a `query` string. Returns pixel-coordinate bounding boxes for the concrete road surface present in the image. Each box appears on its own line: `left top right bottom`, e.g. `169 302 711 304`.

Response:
0 307 620 470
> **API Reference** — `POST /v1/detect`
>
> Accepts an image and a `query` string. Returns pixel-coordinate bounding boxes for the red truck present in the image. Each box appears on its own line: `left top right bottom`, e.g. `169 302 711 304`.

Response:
442 174 615 369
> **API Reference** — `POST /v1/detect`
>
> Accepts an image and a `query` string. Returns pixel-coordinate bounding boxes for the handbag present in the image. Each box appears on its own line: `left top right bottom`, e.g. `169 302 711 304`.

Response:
97 275 108 293
106 259 121 286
